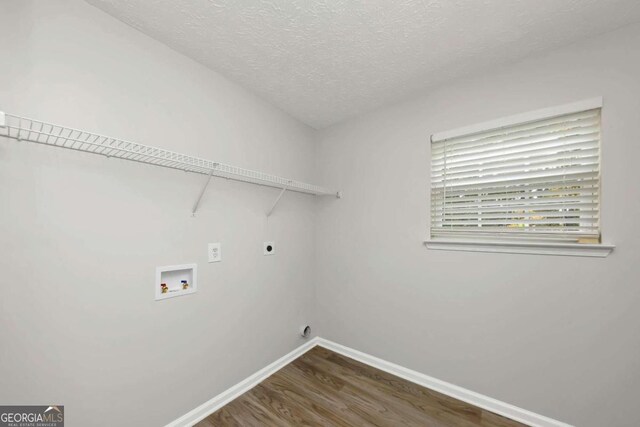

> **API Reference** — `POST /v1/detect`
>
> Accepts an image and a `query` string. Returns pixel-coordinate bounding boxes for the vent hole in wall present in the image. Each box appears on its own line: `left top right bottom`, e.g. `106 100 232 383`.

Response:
300 325 311 338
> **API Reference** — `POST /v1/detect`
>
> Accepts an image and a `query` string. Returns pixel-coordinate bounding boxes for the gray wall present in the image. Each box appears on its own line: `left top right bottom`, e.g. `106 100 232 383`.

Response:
0 1 320 426
315 23 640 427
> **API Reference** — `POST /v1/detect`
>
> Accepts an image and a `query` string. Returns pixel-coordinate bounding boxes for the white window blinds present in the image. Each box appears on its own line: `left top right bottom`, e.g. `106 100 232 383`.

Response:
430 104 601 243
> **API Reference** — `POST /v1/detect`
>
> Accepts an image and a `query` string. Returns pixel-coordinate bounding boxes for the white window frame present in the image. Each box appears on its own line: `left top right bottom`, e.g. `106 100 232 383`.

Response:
425 97 614 257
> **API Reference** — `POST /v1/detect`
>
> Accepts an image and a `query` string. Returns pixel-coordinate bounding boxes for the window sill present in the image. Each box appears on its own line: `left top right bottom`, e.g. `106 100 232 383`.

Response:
424 239 615 257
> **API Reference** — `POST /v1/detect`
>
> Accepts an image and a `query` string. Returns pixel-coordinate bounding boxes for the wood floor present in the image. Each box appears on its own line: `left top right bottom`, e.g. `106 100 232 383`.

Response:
196 346 525 426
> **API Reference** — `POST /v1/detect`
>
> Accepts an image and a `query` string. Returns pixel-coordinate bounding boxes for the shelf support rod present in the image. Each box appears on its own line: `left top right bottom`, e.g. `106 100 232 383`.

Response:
266 188 287 217
191 169 214 216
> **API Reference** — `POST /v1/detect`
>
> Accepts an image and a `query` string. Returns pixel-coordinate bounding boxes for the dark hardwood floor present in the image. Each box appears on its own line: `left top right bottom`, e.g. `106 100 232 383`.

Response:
196 346 525 426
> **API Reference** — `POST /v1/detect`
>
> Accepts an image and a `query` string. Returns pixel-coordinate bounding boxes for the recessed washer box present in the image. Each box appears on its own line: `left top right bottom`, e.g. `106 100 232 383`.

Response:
155 263 197 301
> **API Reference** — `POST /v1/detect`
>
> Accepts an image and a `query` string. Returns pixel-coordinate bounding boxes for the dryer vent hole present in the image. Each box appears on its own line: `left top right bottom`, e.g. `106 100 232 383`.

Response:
301 325 311 338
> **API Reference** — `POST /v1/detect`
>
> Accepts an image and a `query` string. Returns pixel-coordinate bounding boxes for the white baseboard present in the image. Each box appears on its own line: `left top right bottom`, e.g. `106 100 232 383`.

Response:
316 338 572 427
165 337 320 427
166 336 571 427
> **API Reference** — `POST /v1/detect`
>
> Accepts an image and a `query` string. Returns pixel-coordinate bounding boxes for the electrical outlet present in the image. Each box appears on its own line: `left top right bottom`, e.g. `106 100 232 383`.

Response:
208 242 221 263
263 241 275 256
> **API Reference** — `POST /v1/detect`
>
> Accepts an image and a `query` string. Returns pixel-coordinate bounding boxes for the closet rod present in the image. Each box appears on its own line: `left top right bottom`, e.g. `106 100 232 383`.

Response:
0 111 340 197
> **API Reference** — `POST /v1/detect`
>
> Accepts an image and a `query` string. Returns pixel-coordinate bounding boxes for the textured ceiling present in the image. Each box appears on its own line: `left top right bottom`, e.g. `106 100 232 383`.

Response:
85 0 640 129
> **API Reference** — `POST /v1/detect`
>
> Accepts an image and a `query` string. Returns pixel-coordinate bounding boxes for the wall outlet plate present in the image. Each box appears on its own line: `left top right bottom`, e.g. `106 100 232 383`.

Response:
263 241 275 256
208 242 221 263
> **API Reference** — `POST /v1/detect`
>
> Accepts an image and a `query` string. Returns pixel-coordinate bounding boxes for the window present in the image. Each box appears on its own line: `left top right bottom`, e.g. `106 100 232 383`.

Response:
429 99 610 255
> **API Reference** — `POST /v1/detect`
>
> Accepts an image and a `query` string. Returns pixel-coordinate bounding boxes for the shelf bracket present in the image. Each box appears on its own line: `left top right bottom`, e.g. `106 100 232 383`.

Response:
266 188 287 217
191 169 214 216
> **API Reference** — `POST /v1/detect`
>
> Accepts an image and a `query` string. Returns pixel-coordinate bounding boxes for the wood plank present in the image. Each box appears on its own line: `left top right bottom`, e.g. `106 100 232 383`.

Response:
299 350 468 426
309 347 484 424
265 371 364 427
291 357 438 426
481 410 526 427
251 382 346 425
275 364 377 426
196 347 526 427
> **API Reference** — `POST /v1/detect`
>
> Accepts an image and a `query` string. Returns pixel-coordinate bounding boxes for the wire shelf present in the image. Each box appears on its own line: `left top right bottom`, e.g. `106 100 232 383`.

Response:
0 111 339 197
